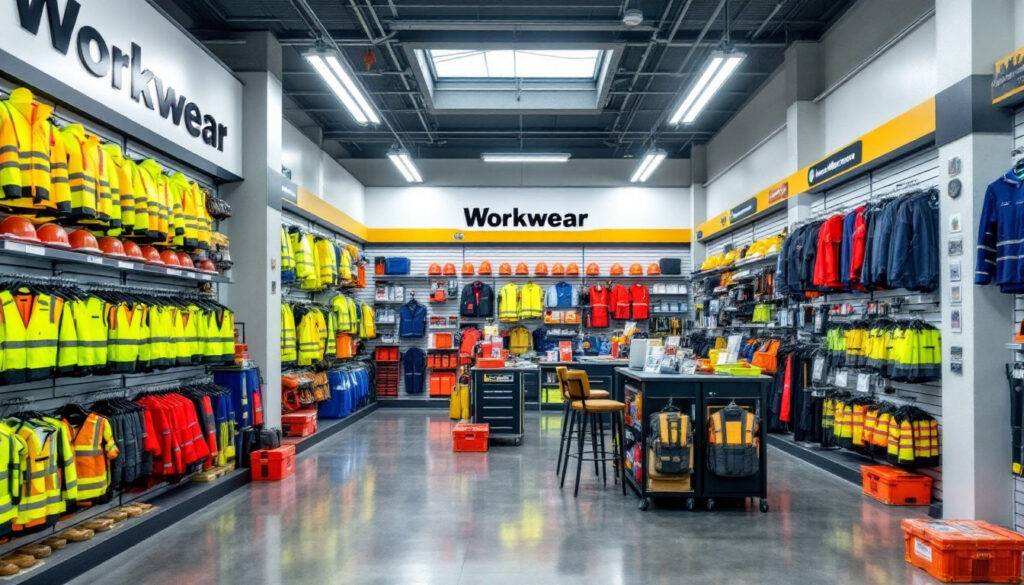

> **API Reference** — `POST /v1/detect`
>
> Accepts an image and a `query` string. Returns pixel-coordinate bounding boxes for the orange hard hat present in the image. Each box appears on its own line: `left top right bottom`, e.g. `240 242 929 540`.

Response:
566 263 580 276
122 240 144 260
499 262 513 276
98 236 127 258
140 245 163 265
69 229 100 253
0 216 39 243
36 223 71 248
586 263 600 276
199 259 217 273
461 262 474 276
629 262 644 276
550 262 565 276
515 262 529 275
428 262 442 276
442 262 457 276
160 249 181 267
478 260 492 275
647 262 662 275
177 251 195 269
534 262 548 276
610 263 624 276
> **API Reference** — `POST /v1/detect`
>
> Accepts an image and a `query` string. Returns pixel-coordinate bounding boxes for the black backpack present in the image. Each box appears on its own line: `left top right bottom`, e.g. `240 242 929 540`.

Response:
648 410 692 475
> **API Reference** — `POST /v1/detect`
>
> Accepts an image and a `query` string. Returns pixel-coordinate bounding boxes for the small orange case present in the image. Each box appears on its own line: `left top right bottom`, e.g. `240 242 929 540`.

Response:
902 519 1024 583
453 423 489 452
862 465 932 506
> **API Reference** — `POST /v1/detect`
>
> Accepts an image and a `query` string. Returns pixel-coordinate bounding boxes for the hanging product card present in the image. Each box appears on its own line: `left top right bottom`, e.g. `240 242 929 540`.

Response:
558 341 573 362
948 237 963 256
950 285 961 304
812 357 826 383
950 345 963 375
856 373 872 393
951 308 962 333
949 260 961 283
834 369 848 388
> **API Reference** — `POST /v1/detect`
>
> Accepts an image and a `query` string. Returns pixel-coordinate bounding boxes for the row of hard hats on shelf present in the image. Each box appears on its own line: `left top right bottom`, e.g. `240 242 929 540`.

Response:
0 215 219 273
427 261 665 277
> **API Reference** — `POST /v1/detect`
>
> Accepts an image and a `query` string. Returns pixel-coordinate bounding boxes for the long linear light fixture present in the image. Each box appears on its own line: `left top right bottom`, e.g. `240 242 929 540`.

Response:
305 50 380 125
387 147 423 183
630 149 667 183
669 51 745 125
482 153 572 163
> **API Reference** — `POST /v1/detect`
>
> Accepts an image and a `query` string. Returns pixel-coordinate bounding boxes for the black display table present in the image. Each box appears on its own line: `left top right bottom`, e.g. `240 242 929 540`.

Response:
617 368 771 512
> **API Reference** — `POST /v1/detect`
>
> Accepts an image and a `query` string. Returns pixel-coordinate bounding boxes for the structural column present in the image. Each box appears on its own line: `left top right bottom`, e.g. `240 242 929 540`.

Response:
935 0 1015 523
689 144 708 268
784 41 823 226
216 32 285 428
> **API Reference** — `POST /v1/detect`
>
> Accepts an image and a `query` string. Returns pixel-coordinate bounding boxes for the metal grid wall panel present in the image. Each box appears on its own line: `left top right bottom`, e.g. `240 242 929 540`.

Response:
1013 108 1024 531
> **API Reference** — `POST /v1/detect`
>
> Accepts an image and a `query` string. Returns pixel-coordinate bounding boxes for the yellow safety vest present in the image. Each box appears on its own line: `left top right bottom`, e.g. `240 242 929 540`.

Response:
301 233 321 290
0 290 62 384
0 422 23 530
280 227 296 278
498 283 520 322
281 303 297 363
315 237 338 288
519 282 543 319
169 172 196 248
107 303 145 373
359 303 375 339
207 308 235 364
508 326 532 355
290 229 315 286
297 308 326 366
137 159 171 242
11 417 77 527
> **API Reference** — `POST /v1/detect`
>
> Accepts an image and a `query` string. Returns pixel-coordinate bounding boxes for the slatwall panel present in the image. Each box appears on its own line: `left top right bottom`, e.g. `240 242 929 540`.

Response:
703 210 787 257
358 243 690 398
1012 108 1024 531
803 147 943 501
0 75 224 411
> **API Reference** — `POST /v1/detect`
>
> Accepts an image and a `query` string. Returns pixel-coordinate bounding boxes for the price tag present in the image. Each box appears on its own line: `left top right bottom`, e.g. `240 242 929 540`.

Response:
856 373 872 393
200 274 212 281
812 357 825 382
185 271 196 279
5 242 25 253
834 369 848 388
166 268 182 276
87 255 104 264
118 261 133 269
716 351 728 365
24 245 45 256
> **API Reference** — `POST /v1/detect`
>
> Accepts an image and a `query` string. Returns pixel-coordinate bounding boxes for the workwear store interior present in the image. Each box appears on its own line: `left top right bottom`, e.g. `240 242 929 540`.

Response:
2 0 1024 583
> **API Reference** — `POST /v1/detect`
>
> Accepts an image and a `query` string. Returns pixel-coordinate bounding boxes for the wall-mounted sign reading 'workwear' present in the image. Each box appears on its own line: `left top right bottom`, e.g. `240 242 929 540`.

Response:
463 207 590 228
993 46 1024 106
729 197 757 224
807 141 863 186
1 0 243 178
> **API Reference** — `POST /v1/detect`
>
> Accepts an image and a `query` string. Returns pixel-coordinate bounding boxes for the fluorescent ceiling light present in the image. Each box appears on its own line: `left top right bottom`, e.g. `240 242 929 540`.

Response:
429 49 601 79
388 149 423 183
668 52 745 125
305 51 380 125
630 149 667 183
482 153 571 163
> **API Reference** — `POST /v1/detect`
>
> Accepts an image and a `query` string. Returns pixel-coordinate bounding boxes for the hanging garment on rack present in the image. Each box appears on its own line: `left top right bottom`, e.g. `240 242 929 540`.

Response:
610 284 631 320
460 281 494 318
61 411 118 502
813 214 844 289
399 299 427 338
281 303 297 364
0 289 63 384
588 285 610 328
0 88 71 216
359 303 376 339
545 282 578 309
281 227 296 283
519 282 544 319
402 347 426 394
506 326 532 355
630 283 649 320
498 282 521 322
976 172 1024 292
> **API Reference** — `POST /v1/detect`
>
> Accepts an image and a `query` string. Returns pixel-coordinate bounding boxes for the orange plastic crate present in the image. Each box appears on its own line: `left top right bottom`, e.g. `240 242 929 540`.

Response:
862 465 932 506
282 410 318 438
453 423 489 452
902 519 1024 583
251 445 296 481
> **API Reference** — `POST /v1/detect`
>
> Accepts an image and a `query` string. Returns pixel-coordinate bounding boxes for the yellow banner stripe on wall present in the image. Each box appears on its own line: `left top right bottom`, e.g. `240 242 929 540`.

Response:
697 97 936 241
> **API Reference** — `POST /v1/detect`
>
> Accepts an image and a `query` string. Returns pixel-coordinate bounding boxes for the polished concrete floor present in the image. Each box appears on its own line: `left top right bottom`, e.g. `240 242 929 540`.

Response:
67 409 942 585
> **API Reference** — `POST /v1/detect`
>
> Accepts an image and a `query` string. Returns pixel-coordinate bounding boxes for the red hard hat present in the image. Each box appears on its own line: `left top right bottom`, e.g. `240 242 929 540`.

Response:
515 262 529 275
550 263 565 276
442 262 457 276
140 245 163 265
69 229 100 253
122 240 144 260
461 262 474 276
566 263 580 276
0 216 40 243
478 260 493 275
176 251 195 269
428 263 442 276
629 262 644 276
647 262 661 275
586 263 600 276
198 259 217 273
610 263 624 276
98 236 127 258
499 262 513 276
36 223 71 248
160 249 181 267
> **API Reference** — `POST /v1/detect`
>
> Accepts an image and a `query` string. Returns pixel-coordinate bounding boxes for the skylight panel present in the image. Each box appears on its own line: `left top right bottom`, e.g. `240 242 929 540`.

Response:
429 49 601 79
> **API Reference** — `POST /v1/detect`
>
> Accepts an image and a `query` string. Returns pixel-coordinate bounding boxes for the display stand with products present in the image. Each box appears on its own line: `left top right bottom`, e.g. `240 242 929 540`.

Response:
618 369 770 512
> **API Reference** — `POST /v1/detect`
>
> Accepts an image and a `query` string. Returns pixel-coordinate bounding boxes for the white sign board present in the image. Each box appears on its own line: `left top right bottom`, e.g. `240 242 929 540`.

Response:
1 0 243 178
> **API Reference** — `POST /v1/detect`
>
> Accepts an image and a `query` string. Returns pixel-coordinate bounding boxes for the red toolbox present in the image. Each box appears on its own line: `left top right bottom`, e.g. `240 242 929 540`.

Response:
453 422 489 452
282 410 318 438
251 444 296 481
902 519 1024 583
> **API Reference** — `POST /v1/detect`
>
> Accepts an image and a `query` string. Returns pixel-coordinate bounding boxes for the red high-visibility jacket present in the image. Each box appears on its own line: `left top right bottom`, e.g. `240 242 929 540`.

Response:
611 284 631 320
813 214 844 289
630 284 650 320
588 286 610 328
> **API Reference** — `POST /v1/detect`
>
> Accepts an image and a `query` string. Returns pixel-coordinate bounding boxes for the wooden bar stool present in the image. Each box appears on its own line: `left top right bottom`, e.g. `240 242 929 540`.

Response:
554 367 610 476
558 369 627 497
